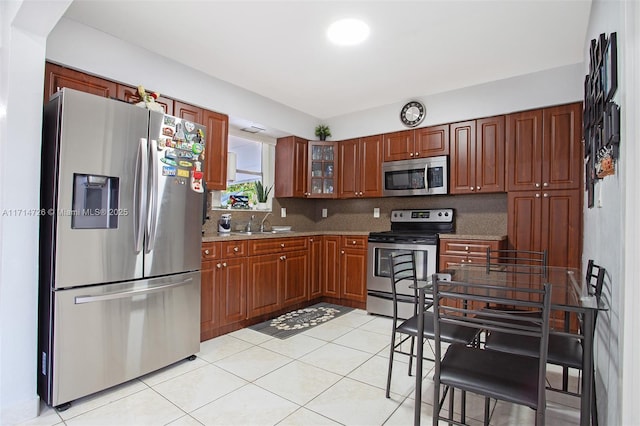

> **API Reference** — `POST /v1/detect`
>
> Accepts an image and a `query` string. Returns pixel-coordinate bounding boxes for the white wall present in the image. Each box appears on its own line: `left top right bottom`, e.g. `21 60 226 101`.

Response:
326 63 584 140
0 1 72 423
581 1 640 425
47 18 319 141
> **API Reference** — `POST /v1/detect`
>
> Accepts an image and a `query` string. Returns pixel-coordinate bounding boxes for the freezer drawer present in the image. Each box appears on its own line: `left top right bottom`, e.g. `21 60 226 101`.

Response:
42 271 200 407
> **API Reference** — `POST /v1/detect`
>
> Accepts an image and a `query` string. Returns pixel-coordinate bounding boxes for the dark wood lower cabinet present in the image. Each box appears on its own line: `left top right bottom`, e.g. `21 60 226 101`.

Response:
323 236 341 298
247 253 281 318
202 234 367 341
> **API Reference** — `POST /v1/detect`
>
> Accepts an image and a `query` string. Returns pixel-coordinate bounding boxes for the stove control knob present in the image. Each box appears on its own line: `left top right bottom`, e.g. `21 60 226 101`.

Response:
438 212 442 216
445 212 449 216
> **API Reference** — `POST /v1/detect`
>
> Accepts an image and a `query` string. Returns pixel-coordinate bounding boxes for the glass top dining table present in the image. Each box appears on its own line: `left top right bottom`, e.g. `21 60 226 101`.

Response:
410 263 606 426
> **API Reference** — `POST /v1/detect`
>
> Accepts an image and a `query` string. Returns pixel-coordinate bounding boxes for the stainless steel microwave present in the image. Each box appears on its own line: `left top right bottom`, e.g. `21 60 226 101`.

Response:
382 155 448 196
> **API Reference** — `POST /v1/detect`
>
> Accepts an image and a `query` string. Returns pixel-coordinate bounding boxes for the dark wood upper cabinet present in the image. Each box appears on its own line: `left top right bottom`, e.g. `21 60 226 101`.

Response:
338 138 359 198
542 103 583 190
359 135 383 197
506 103 582 191
175 100 203 124
450 120 477 194
202 110 229 190
116 84 174 116
415 124 450 157
382 130 414 162
275 136 308 198
450 117 505 195
44 62 117 103
476 116 505 193
338 135 382 198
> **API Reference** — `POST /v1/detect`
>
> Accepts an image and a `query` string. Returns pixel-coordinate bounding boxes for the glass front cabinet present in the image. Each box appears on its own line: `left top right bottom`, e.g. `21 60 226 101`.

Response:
308 141 337 198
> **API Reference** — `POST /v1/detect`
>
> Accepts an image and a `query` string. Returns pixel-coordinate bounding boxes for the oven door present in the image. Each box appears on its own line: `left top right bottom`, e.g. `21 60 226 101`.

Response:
366 241 437 318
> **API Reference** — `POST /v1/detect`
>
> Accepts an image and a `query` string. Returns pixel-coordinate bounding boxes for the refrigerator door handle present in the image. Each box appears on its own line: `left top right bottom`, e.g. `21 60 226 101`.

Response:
134 138 149 253
74 278 193 304
146 139 159 253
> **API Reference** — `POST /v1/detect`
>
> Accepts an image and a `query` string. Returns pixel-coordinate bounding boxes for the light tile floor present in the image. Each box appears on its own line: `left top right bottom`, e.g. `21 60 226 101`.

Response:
20 308 582 426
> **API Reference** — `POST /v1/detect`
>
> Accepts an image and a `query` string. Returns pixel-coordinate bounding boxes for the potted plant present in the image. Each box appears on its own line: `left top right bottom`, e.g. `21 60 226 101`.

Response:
254 180 272 209
315 124 331 141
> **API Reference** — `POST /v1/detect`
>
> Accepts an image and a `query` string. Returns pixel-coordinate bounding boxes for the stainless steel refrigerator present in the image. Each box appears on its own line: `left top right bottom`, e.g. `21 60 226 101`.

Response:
38 88 205 408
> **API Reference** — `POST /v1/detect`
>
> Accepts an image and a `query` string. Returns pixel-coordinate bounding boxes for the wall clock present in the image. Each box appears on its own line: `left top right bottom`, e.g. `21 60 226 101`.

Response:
400 101 426 128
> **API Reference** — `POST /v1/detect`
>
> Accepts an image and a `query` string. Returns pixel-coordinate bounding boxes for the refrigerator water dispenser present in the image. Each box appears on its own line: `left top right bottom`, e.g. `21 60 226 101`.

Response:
71 173 120 229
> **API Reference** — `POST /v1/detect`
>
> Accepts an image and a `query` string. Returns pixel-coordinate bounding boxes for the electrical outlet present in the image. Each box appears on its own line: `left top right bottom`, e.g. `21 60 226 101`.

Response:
322 208 328 218
281 207 287 217
373 208 380 218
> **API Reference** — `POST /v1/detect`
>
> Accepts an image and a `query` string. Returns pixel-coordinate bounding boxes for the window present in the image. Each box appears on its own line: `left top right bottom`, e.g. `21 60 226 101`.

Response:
213 132 275 210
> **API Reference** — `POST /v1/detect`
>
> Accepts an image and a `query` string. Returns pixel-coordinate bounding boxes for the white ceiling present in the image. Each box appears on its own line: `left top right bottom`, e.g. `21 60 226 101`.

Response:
62 0 592 121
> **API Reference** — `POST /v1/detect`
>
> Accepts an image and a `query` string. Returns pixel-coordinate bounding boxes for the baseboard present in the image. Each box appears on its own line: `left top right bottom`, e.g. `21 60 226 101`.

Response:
1 395 40 425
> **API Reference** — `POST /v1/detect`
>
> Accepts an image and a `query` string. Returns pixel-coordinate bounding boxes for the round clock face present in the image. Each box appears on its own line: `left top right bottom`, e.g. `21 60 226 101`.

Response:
400 101 426 128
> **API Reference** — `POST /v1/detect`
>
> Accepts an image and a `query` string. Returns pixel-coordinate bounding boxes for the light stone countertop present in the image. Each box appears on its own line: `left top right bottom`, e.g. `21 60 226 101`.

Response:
202 230 370 243
438 233 507 241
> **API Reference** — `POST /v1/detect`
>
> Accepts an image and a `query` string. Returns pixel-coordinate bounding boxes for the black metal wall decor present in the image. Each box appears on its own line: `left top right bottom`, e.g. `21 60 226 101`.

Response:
583 32 620 208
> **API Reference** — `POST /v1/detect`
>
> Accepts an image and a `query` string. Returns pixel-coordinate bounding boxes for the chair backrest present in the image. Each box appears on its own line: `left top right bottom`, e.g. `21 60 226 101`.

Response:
486 248 548 275
389 252 420 318
431 274 552 408
585 259 606 298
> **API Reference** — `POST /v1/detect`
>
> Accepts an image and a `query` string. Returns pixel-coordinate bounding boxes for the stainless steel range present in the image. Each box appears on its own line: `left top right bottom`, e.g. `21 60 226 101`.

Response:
366 208 454 318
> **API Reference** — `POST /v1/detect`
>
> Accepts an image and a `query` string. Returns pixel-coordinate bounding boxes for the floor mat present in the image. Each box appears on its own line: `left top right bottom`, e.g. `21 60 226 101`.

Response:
249 302 354 339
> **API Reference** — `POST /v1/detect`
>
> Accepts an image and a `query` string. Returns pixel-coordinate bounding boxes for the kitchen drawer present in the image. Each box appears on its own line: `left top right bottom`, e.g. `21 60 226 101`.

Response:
341 236 367 250
221 241 247 258
439 240 500 257
202 242 221 260
248 237 309 256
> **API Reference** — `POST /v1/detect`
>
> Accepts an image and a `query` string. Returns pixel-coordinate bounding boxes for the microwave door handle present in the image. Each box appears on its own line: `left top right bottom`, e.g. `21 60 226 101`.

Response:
133 138 148 253
423 164 430 192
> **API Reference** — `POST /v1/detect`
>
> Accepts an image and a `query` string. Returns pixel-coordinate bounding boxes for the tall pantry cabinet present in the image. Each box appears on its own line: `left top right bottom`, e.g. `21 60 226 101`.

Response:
506 102 583 268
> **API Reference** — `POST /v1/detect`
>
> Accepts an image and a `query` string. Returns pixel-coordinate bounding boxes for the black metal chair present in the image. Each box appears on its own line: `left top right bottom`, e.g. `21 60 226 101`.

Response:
484 260 605 406
432 274 553 426
385 252 477 399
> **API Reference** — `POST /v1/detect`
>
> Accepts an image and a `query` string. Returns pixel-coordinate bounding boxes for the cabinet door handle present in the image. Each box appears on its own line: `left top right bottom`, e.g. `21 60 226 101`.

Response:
535 193 541 198
280 256 286 261
464 246 469 251
476 186 481 190
204 249 210 255
409 153 414 157
352 240 357 245
543 182 549 187
469 187 474 191
543 193 549 198
280 243 285 248
216 263 222 269
535 183 541 188
233 246 239 252
415 152 419 157
341 250 345 254
222 262 227 267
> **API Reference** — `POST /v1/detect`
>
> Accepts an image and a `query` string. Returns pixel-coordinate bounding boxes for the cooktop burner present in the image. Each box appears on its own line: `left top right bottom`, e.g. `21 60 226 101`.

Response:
368 208 455 244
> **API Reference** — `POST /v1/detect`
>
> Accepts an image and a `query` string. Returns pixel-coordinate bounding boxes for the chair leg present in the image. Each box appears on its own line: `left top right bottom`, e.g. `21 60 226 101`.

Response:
592 373 599 426
484 397 491 426
408 335 415 376
562 366 569 391
386 331 396 398
449 387 455 422
461 390 466 424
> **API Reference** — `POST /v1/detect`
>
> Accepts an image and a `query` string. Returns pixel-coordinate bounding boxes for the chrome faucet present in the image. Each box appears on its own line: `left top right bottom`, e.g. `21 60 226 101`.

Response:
246 214 256 232
260 212 272 232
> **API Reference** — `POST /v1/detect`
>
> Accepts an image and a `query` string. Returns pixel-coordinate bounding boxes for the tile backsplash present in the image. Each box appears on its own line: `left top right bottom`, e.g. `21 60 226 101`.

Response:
203 193 507 236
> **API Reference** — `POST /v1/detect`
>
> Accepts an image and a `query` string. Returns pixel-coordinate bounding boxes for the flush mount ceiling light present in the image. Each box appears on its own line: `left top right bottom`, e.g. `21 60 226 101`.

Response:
327 18 370 46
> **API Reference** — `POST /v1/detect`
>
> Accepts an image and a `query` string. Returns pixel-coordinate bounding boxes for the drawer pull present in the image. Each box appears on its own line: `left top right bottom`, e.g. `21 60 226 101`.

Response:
216 263 222 269
280 243 285 248
204 249 210 255
233 246 239 252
